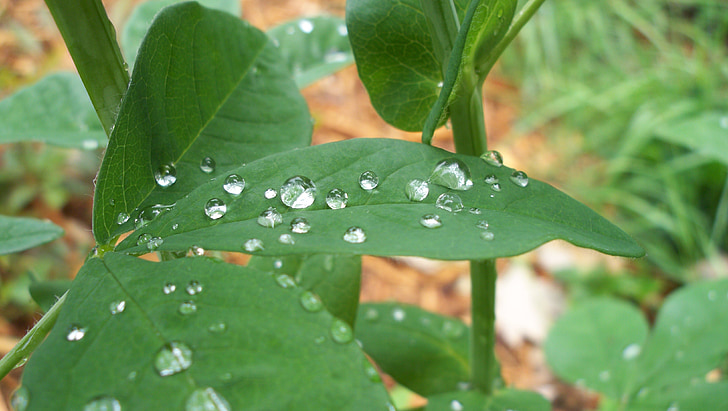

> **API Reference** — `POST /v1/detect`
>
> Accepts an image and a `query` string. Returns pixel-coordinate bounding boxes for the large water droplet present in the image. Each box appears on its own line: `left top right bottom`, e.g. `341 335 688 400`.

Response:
330 318 353 344
622 343 641 360
343 226 366 243
199 157 215 174
258 207 283 228
290 217 311 234
186 281 203 295
405 179 429 201
481 150 503 167
420 214 442 228
155 341 193 377
66 325 87 341
435 193 463 213
264 188 277 199
116 212 129 225
110 300 126 315
298 19 314 33
300 291 324 312
178 301 197 315
223 174 245 195
280 176 317 209
84 396 121 411
204 198 226 220
430 158 473 190
359 171 379 190
275 274 296 288
326 188 348 209
278 234 295 245
244 238 264 252
185 387 230 411
392 308 406 322
510 170 529 187
11 386 29 411
154 164 177 187
163 283 176 294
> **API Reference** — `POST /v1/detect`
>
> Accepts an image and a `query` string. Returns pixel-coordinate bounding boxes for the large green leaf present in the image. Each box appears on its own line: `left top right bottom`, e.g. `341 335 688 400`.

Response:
93 2 312 244
425 388 551 411
654 112 728 166
116 138 643 260
268 16 354 89
355 303 469 396
0 215 64 255
0 73 105 149
545 279 728 410
20 253 390 410
121 0 242 68
247 254 361 326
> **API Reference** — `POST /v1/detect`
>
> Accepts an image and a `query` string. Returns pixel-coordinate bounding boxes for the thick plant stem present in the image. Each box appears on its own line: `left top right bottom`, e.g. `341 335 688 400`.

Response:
45 0 129 137
469 260 497 394
0 292 67 379
449 86 487 157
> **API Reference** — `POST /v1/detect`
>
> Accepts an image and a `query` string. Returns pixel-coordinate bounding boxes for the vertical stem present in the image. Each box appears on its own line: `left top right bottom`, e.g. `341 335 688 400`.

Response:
449 86 487 157
469 259 497 394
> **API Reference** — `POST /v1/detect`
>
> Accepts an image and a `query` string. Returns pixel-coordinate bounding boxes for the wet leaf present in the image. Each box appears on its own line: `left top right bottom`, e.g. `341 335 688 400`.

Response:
425 388 551 411
0 215 64 255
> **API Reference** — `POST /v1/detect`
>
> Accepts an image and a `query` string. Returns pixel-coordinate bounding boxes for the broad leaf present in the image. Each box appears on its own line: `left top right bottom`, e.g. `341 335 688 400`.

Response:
355 303 469 396
116 138 643 260
247 254 361 326
121 0 242 68
0 73 105 149
268 16 354 89
545 279 728 410
29 280 72 312
0 215 64 255
654 112 728 166
94 2 312 244
425 389 551 411
20 253 390 410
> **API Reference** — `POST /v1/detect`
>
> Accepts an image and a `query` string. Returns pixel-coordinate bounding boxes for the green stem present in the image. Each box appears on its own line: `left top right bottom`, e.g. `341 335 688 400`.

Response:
44 0 129 137
469 259 497 394
420 0 461 70
450 86 487 157
0 292 67 379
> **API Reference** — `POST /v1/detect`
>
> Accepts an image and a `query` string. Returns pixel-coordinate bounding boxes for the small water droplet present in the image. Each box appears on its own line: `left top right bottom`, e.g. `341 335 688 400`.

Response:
430 158 473 190
134 204 174 229
442 321 464 338
392 308 406 322
300 291 324 312
116 212 129 225
208 322 227 334
420 214 442 228
364 308 379 321
405 179 429 201
343 226 366 243
137 233 152 246
147 236 163 251
599 370 610 381
155 341 193 377
450 400 464 410
110 300 126 315
200 157 216 174
437 81 444 88
275 274 296 288
244 238 264 252
298 19 314 33
484 175 499 184
223 174 245 195
290 217 311 234
185 387 230 411
359 171 379 190
280 176 317 209
258 207 283 228
490 183 501 192
278 234 295 245
273 259 283 269
189 246 204 257
510 170 529 187
163 283 176 294
66 325 87 341
11 386 29 411
264 188 277 199
435 193 463 213
204 198 226 220
84 396 121 411
14 357 27 369
330 318 353 344
186 281 203 295
363 358 381 383
172 223 179 230
337 24 347 36
480 230 495 241
480 150 503 167
622 343 641 360
154 164 177 187
314 335 326 344
178 301 197 315
469 207 481 214
476 220 489 229
326 188 349 209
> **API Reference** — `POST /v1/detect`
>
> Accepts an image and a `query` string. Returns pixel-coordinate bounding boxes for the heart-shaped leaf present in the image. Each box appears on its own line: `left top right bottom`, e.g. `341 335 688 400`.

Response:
115 138 643 260
425 388 551 411
93 2 312 244
0 215 64 255
19 253 390 410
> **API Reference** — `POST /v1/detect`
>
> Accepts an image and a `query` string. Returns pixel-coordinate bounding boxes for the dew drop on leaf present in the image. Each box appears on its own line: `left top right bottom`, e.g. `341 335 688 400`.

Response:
185 387 230 411
208 322 227 334
190 246 205 257
204 198 226 220
420 214 442 229
480 150 503 167
116 212 129 225
264 188 277 199
484 174 499 184
326 188 349 209
430 158 473 190
178 301 197 315
83 396 121 411
257 207 283 228
622 343 641 360
480 230 495 241
343 226 366 244
66 325 87 341
146 237 163 251
280 176 317 209
330 318 353 344
154 164 177 187
134 204 174 229
199 157 215 174
299 291 323 312
363 358 381 383
298 19 314 33
405 179 429 201
450 399 463 411
163 283 176 294
136 233 152 246
476 220 489 229
109 300 126 315
10 386 29 411
243 238 264 252
186 281 203 295
510 170 529 187
392 308 406 322
490 183 501 192
435 193 463 213
469 207 481 215
337 24 347 36
278 234 295 245
154 341 193 377
359 170 379 190
364 308 379 322
275 274 296 289
222 174 245 196
290 217 311 234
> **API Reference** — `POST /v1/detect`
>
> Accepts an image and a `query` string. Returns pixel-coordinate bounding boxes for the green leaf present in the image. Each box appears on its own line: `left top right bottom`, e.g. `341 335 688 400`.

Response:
93 2 312 244
121 0 242 68
20 253 390 410
29 280 72 312
425 388 551 411
0 215 64 255
267 16 354 89
247 254 361 326
355 302 469 396
654 112 728 166
0 73 105 149
115 138 643 260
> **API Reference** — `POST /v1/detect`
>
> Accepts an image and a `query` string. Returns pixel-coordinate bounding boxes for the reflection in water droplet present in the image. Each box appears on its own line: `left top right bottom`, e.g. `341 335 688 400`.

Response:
450 400 463 411
343 226 366 243
163 283 176 294
186 281 203 295
155 341 193 377
484 174 499 184
154 164 177 187
208 322 227 334
280 176 317 209
490 183 501 192
392 308 406 322
480 230 495 241
510 170 529 187
83 396 121 411
330 318 353 344
66 325 87 341
298 19 314 33
146 237 163 251
420 214 442 228
430 158 473 190
405 179 429 201
178 301 197 315
185 387 230 411
11 386 29 411
435 193 463 213
244 238 264 252
300 291 324 312
204 198 226 220
258 207 283 228
110 300 126 315
116 212 129 225
137 233 152 246
278 234 295 245
480 150 503 167
290 217 311 234
622 343 641 360
359 171 379 190
200 157 215 174
275 274 296 288
326 188 349 209
264 188 277 199
223 174 245 195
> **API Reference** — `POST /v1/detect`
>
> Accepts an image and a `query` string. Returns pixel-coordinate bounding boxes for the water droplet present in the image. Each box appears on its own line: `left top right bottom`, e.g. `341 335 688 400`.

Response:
405 179 429 201
337 24 347 36
244 238 264 252
155 341 193 377
66 325 87 341
116 212 129 225
484 175 499 184
314 336 326 344
359 171 379 190
186 281 203 295
11 386 29 411
137 233 152 246
163 283 176 294
178 301 197 315
476 220 489 229
275 274 296 288
280 176 317 209
298 19 314 33
330 318 353 344
392 308 406 322
326 188 348 209
204 198 226 220
208 322 227 334
490 183 501 192
450 400 463 410
14 357 27 369
290 217 311 234
147 236 163 251
154 164 177 187
599 370 611 381
84 396 121 411
510 170 529 187
469 207 481 214
185 387 230 411
200 157 216 174
364 308 379 321
109 198 115 206
110 300 126 315
480 230 495 241
278 234 295 245
622 343 641 360
273 259 283 269
442 321 464 338
343 226 366 243
223 174 245 195
172 223 179 230
480 150 503 167
264 188 277 199
134 204 174 229
190 246 205 257
363 358 381 383
430 158 473 190
300 291 324 312
258 207 283 228
437 81 444 88
420 214 442 228
435 193 464 213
